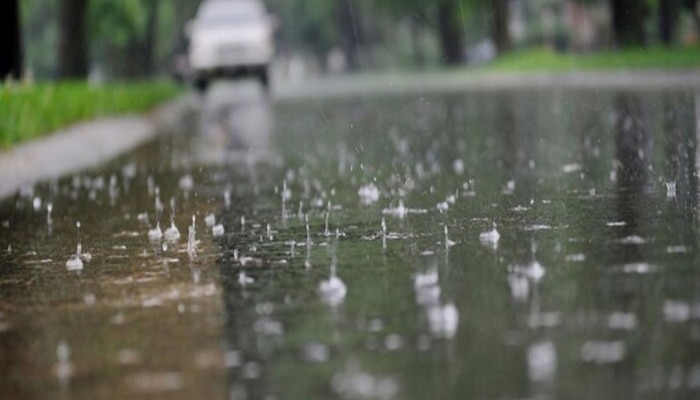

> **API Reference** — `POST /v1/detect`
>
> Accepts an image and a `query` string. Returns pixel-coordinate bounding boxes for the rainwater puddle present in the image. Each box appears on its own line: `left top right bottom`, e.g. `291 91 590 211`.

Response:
1 84 700 399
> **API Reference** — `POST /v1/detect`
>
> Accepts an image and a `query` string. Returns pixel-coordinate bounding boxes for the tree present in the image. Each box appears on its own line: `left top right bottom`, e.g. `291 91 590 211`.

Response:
609 0 648 47
492 0 510 54
338 0 363 71
437 0 464 64
0 0 23 80
58 0 89 79
143 0 160 75
682 0 700 36
658 0 680 45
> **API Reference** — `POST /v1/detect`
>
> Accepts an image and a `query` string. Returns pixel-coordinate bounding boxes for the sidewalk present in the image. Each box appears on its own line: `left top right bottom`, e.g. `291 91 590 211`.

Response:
0 95 193 199
274 70 700 100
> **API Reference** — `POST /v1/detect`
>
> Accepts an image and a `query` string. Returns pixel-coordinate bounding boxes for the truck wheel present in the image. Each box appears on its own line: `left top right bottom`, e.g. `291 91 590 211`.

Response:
257 68 269 91
194 78 209 94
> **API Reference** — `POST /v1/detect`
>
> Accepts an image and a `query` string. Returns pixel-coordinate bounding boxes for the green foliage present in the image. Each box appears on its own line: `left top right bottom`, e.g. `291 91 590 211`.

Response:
267 0 340 57
89 0 149 47
485 45 700 71
0 81 180 146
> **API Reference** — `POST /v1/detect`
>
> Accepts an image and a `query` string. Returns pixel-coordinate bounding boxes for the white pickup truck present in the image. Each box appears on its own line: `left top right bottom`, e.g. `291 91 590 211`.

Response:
187 0 276 92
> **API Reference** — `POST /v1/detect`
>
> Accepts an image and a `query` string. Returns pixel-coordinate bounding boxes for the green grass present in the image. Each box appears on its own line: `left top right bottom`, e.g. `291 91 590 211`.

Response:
484 45 700 71
0 81 181 147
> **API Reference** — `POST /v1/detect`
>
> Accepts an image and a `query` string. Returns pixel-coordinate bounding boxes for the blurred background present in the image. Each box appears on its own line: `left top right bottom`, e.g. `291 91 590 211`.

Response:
3 0 700 83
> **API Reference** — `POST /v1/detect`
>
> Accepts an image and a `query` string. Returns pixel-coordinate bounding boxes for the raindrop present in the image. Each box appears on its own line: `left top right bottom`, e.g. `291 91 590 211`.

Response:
381 218 387 250
47 203 53 227
224 189 231 209
324 201 331 237
305 214 312 246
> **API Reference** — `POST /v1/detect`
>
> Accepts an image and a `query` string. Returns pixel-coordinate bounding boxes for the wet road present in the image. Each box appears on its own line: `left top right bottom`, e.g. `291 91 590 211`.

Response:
2 80 700 399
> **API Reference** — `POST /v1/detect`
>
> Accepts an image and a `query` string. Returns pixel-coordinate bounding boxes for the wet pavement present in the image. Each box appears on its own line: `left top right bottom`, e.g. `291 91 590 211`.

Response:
2 80 700 399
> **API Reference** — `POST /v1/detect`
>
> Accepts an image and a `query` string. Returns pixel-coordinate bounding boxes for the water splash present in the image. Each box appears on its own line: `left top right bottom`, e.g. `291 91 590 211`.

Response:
212 223 225 237
318 249 346 306
187 215 197 260
358 183 380 205
204 214 216 228
426 303 459 339
528 341 557 383
66 221 84 271
281 180 291 219
382 200 427 219
148 188 163 241
479 222 500 249
238 271 254 286
666 180 677 198
163 198 180 242
444 226 456 248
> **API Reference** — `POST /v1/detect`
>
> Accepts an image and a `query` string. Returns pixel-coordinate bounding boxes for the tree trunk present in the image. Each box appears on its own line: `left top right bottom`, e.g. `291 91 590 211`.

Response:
658 0 680 45
338 0 361 71
143 0 160 76
409 15 425 69
58 0 89 79
0 0 22 80
609 0 647 47
437 1 463 65
493 0 511 55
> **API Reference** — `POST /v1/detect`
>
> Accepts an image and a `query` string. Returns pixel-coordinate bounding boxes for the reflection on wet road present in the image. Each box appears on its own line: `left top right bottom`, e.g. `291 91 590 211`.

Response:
2 81 700 399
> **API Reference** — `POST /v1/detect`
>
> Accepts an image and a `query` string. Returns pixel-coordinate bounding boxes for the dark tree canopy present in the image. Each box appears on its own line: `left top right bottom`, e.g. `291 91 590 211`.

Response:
0 0 23 80
610 0 649 47
58 0 89 79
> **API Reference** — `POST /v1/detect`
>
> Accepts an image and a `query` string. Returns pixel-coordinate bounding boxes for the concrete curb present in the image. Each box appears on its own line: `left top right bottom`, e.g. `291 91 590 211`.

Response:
0 94 193 200
274 70 700 100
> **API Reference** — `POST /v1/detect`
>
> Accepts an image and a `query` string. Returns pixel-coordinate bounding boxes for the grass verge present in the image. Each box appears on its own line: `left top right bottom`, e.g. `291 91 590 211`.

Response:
484 45 700 71
0 81 181 147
